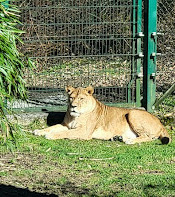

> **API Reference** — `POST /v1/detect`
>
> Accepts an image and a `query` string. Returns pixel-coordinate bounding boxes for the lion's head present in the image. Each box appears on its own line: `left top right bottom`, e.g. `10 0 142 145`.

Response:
65 86 96 117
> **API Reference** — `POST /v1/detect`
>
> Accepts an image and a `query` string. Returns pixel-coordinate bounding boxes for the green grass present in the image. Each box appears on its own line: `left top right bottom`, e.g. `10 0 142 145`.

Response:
0 127 174 196
155 95 175 129
0 95 174 196
157 95 175 113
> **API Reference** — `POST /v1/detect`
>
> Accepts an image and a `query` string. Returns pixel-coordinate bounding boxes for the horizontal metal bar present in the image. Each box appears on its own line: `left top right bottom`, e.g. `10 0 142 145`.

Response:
27 85 136 92
27 87 64 92
29 54 137 58
12 102 137 113
22 22 136 26
25 70 134 76
22 38 136 43
19 5 138 9
20 34 134 40
12 106 68 113
105 102 137 107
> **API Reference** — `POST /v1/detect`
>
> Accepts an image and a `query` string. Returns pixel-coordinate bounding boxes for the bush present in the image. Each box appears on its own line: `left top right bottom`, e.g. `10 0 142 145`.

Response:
0 0 33 144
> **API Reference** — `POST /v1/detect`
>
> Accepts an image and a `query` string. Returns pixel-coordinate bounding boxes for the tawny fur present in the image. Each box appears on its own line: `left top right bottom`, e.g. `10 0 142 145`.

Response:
33 86 171 144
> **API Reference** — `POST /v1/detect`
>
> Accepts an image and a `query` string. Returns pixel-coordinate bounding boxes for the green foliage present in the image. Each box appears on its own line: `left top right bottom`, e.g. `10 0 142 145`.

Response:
0 0 34 143
0 132 174 196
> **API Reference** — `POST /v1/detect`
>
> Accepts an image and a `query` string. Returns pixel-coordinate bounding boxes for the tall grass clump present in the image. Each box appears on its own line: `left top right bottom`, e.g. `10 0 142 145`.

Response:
0 0 33 144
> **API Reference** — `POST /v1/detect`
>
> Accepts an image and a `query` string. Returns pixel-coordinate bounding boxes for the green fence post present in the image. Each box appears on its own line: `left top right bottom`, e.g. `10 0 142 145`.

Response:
143 0 157 112
2 1 9 8
127 0 136 104
128 0 142 106
135 0 142 107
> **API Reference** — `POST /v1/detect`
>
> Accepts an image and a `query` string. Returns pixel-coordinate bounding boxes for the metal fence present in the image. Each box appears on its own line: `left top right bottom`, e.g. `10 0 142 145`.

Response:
156 0 175 99
10 0 174 112
11 0 141 112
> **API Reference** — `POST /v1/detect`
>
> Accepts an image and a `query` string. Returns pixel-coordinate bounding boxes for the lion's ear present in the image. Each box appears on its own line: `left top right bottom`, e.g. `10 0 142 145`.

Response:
65 86 75 94
86 86 94 95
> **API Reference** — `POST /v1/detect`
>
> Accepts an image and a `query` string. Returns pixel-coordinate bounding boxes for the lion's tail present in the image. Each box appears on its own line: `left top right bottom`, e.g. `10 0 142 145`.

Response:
159 128 171 144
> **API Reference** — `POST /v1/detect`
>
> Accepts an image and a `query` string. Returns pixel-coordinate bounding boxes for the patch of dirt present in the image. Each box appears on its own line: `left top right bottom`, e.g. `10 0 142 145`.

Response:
7 113 48 126
0 153 94 196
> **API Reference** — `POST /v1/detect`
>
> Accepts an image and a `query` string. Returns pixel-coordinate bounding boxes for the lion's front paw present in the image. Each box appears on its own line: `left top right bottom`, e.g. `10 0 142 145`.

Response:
33 129 46 136
45 132 58 140
124 139 135 145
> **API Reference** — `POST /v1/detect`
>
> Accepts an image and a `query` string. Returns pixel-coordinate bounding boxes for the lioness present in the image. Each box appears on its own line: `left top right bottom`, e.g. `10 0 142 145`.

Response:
33 86 171 144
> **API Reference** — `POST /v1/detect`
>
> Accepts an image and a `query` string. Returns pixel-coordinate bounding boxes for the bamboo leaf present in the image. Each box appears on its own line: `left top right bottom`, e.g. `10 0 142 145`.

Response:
0 0 35 142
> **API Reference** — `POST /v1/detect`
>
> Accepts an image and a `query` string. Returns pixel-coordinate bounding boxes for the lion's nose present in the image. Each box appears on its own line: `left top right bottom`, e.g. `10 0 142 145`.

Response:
71 103 77 108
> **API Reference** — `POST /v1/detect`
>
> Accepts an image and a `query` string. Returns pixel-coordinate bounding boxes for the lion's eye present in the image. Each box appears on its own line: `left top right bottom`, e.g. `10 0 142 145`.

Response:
80 98 84 100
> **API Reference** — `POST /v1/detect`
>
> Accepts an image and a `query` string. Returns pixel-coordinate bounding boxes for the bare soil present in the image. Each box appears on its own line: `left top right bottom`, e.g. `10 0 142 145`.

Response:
0 152 93 197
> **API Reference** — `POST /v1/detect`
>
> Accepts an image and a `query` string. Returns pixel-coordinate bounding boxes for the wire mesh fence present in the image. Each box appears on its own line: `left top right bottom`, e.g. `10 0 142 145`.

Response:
157 0 175 96
11 0 139 112
10 0 174 112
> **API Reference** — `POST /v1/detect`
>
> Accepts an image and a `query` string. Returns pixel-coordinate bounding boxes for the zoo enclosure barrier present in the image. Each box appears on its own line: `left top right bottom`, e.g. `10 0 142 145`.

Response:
4 0 175 112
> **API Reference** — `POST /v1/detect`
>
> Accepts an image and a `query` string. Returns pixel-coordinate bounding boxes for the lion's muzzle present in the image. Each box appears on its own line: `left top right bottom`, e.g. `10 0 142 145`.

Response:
69 107 80 117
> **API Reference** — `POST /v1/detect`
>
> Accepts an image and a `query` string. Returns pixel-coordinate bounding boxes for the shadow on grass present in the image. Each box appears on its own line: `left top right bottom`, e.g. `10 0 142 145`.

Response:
46 112 66 126
0 184 57 197
58 181 95 196
0 183 100 197
143 184 175 196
